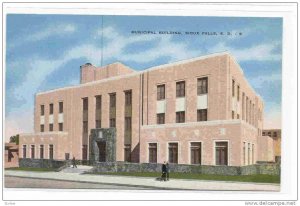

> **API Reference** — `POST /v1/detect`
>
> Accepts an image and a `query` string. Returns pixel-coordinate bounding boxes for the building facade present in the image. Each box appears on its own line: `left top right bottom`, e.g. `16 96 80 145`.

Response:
263 129 281 162
19 52 265 166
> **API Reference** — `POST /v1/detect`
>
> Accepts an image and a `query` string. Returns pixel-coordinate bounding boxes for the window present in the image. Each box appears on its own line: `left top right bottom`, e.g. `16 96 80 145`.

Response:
40 124 44 132
262 131 266 136
83 121 88 133
49 145 53 159
96 95 101 110
110 118 116 128
243 142 246 165
273 132 277 137
124 144 131 162
125 90 132 106
168 143 178 163
157 113 165 124
157 84 165 100
176 111 185 123
95 120 101 128
49 124 53 131
59 123 63 131
49 103 54 114
41 105 44 116
83 98 88 111
252 144 255 164
125 117 132 131
176 81 185 97
59 102 63 113
149 143 157 163
190 142 202 164
237 114 240 119
248 143 251 165
40 145 44 159
268 132 271 136
31 145 35 159
197 109 207 121
242 93 245 120
232 80 235 97
237 85 240 101
110 93 116 108
82 145 87 160
232 111 235 119
215 142 228 166
197 77 208 95
22 145 27 158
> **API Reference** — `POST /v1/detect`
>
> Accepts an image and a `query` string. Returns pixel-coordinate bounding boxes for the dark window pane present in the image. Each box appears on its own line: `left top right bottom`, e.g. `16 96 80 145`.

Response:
149 143 157 163
59 102 63 113
168 143 178 164
197 109 207 121
157 85 165 100
176 81 185 97
124 144 131 162
197 77 208 95
59 123 63 131
41 105 44 116
157 113 165 124
215 142 228 166
176 111 185 123
125 91 132 106
49 104 54 114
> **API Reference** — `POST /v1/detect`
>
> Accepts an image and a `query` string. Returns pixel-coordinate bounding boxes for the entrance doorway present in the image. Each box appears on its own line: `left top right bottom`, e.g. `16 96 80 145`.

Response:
97 142 106 162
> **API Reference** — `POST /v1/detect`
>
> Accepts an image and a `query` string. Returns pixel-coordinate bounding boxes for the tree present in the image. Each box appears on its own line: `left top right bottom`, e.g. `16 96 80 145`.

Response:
9 134 19 145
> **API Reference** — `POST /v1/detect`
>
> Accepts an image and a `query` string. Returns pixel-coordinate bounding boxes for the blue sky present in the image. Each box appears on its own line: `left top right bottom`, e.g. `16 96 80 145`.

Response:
5 14 282 140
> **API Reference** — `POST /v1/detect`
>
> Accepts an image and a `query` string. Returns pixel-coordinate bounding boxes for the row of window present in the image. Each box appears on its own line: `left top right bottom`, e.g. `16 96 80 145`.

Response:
156 109 208 124
22 144 54 159
147 141 229 166
40 123 64 132
40 102 63 116
157 77 208 100
243 142 255 165
262 131 278 137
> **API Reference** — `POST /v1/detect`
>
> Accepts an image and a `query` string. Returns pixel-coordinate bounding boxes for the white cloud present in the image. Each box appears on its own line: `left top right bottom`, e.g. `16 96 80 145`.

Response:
209 41 281 61
9 23 77 48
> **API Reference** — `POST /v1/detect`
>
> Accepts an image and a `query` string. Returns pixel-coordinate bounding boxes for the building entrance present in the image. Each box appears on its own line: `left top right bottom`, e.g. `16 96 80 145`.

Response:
97 142 106 162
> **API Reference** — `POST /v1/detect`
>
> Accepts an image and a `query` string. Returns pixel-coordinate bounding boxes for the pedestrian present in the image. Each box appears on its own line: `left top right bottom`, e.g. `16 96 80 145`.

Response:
72 156 77 168
166 162 170 181
161 161 167 181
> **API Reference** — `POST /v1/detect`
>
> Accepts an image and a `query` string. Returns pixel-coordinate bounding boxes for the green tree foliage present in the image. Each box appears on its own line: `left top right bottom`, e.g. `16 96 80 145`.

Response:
9 134 19 145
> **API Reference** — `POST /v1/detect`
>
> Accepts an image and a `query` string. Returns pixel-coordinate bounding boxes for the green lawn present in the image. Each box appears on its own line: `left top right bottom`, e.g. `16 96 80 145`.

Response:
90 172 280 184
5 167 57 172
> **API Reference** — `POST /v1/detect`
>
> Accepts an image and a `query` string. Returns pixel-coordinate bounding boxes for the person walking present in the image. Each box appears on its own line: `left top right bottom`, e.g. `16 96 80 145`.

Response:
166 162 170 181
161 161 167 181
72 156 77 168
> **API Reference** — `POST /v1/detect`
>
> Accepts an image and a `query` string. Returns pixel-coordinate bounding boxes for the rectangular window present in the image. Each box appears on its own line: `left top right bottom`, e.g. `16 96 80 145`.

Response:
176 111 185 123
190 142 202 164
49 103 54 114
83 98 88 111
125 117 132 131
243 142 246 165
232 80 235 97
59 102 63 113
242 93 245 120
237 85 240 101
248 143 251 165
110 93 116 108
124 144 131 162
262 132 266 136
109 118 116 128
49 124 53 131
232 111 235 119
40 124 44 132
273 132 277 137
149 143 157 163
215 142 228 166
237 114 240 119
268 132 271 136
49 145 54 159
31 145 35 159
197 109 207 121
40 145 44 159
59 123 63 131
82 145 87 160
168 143 178 164
157 84 165 100
157 113 165 124
96 95 101 110
252 144 255 164
125 90 132 106
83 121 88 133
22 145 27 158
95 120 101 128
176 81 185 97
41 105 44 116
197 77 208 95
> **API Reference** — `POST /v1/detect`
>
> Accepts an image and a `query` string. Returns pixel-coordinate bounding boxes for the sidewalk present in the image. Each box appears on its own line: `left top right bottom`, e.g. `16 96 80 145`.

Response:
4 167 280 191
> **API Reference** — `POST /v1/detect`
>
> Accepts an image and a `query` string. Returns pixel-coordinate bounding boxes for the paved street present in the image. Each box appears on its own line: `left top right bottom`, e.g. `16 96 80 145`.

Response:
5 176 150 190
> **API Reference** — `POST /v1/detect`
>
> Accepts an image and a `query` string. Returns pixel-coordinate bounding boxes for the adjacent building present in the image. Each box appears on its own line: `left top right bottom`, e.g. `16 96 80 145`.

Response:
5 143 19 168
19 52 266 166
263 129 281 162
